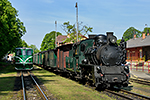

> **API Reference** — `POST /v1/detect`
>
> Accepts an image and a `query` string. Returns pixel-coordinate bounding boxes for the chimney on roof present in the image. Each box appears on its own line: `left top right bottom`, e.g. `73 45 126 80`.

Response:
133 34 136 39
142 32 146 39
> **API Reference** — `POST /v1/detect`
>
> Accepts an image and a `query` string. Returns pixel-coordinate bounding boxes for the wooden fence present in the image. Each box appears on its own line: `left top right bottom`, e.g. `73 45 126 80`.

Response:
128 61 150 73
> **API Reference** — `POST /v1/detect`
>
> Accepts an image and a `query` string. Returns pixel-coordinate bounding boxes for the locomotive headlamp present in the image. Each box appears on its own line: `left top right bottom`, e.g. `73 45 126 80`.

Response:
82 59 88 64
109 36 117 44
124 65 129 72
96 66 101 70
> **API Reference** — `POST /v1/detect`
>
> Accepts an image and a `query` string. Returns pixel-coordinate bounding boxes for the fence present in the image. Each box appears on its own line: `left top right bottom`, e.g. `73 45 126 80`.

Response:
128 61 150 73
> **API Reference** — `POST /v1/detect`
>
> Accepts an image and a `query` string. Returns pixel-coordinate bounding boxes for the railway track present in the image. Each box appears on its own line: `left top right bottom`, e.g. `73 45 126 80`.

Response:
84 79 150 100
105 88 150 100
84 80 150 100
20 71 48 100
130 78 150 86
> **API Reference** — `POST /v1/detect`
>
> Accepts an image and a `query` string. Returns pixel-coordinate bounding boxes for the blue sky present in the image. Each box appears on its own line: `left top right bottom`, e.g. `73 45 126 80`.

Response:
9 0 150 50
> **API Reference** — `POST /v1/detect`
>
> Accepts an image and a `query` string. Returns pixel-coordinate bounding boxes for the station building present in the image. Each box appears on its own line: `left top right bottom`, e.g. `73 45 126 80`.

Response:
126 32 150 63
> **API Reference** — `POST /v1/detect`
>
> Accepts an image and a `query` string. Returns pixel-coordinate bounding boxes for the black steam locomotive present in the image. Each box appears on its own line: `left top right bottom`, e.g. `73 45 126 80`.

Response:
79 32 130 88
34 32 130 88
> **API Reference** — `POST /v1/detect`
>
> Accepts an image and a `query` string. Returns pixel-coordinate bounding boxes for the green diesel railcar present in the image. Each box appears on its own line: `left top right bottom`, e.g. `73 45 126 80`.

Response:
15 47 33 70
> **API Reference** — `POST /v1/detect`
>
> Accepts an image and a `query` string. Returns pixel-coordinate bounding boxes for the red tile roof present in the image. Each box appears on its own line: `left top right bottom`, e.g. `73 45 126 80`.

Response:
56 35 67 43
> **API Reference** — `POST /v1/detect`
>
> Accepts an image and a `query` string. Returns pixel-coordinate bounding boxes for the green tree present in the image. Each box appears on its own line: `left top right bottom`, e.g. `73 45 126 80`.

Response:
22 40 29 47
29 44 40 54
143 27 150 35
61 21 93 43
0 0 26 59
40 31 62 51
116 39 121 45
123 27 142 41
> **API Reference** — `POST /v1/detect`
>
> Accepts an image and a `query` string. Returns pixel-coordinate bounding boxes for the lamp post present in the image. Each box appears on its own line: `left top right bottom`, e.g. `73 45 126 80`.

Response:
75 2 78 42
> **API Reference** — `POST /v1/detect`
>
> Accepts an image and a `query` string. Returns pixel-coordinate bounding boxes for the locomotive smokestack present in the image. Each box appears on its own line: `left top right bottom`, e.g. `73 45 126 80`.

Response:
106 32 114 41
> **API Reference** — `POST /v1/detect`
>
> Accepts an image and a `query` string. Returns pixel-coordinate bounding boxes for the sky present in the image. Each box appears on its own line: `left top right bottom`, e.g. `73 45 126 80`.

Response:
9 0 150 50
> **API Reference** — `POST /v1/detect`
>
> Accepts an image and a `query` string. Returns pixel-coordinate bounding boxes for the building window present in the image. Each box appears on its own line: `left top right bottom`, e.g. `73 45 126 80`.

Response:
139 49 142 58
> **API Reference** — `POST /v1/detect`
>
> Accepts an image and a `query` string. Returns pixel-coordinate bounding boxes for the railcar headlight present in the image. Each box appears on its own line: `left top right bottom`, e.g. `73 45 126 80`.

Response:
109 36 117 44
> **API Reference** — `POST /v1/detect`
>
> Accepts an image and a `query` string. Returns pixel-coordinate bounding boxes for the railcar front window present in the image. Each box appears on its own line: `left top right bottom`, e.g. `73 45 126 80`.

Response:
27 50 32 55
17 50 22 55
23 50 26 55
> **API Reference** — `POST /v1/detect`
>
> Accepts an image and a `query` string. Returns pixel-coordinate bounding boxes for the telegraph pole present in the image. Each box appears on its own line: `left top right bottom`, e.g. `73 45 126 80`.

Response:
55 21 57 47
75 2 78 42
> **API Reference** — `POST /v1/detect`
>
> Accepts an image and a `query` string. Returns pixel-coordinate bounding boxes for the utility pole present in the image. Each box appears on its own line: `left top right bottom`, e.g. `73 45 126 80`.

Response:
55 21 57 47
75 2 78 42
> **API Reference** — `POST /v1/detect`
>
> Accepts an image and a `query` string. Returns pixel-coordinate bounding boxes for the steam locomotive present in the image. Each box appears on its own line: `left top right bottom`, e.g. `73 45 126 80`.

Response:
33 32 130 88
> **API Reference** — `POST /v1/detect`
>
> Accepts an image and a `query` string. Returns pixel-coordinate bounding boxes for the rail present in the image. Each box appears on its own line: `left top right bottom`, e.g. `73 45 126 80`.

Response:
121 89 150 100
20 71 26 100
130 78 150 86
28 71 48 100
105 88 150 100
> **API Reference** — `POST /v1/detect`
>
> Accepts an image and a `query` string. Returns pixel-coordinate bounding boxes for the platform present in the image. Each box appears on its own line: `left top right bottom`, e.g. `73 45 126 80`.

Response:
130 70 150 80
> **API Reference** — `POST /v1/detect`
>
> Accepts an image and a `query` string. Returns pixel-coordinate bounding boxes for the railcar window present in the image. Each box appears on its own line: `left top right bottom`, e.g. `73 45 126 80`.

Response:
27 50 32 55
17 50 22 55
23 50 26 55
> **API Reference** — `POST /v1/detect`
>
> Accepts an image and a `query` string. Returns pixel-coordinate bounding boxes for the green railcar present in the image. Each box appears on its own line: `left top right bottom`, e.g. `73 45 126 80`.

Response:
49 50 57 68
39 51 45 66
15 47 33 70
33 53 37 64
35 53 39 65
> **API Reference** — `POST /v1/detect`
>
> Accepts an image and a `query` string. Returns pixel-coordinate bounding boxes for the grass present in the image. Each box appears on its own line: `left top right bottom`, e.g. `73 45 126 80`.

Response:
0 61 17 100
129 82 150 97
32 66 115 100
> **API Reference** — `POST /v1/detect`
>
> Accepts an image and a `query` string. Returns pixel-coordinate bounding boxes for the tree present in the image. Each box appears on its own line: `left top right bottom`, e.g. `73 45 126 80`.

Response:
21 40 29 47
116 39 121 45
61 21 93 43
40 31 62 51
143 27 150 35
123 27 142 41
29 44 40 54
0 0 26 59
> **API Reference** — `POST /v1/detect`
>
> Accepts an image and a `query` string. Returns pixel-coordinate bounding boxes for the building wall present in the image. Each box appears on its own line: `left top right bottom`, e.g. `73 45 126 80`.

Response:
126 47 142 62
143 46 150 61
126 46 150 62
